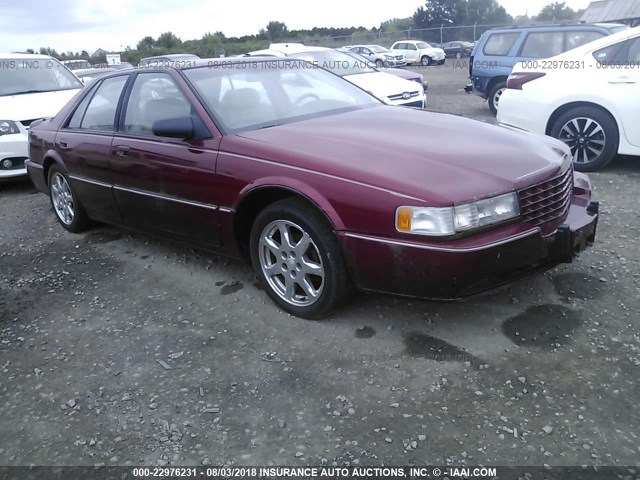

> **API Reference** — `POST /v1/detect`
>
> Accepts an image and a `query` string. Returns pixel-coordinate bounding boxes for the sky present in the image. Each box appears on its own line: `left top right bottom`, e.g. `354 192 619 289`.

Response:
0 0 594 54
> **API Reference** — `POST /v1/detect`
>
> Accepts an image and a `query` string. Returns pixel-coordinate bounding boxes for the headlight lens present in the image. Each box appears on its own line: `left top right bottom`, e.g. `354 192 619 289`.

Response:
396 192 519 236
0 120 20 136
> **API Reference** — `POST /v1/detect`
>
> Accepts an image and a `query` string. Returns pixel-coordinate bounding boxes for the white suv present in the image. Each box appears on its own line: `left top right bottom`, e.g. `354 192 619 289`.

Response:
1 54 82 180
390 41 446 66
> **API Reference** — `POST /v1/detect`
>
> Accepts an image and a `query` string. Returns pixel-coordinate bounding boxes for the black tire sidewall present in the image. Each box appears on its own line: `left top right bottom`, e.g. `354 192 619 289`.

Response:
250 200 351 320
48 165 91 233
550 107 618 172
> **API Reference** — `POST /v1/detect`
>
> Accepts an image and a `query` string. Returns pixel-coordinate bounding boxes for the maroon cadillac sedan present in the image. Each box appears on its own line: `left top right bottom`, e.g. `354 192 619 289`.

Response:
26 58 598 319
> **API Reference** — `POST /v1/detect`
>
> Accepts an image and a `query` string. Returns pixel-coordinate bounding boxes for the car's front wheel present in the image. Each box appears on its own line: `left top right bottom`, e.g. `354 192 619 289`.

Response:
48 165 92 233
421 55 432 66
550 106 619 172
375 59 384 68
250 199 353 319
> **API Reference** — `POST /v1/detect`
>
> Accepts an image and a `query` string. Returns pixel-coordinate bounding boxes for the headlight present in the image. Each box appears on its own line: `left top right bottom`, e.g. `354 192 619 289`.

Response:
396 192 519 236
384 55 393 60
0 120 20 136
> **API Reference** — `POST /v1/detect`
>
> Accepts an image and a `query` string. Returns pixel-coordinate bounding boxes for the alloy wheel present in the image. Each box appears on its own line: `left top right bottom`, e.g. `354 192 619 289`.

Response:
258 220 325 307
50 173 75 225
559 117 606 165
493 87 505 109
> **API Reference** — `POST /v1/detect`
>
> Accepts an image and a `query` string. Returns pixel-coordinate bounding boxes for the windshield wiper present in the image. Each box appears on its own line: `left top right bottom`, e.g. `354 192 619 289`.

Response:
6 89 56 96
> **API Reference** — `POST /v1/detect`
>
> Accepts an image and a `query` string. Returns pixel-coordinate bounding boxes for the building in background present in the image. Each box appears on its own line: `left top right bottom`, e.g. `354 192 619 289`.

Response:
581 0 640 26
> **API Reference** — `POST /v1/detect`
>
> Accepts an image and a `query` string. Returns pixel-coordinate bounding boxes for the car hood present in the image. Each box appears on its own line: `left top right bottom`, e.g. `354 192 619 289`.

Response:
231 106 570 206
344 72 423 99
380 68 422 82
0 89 81 122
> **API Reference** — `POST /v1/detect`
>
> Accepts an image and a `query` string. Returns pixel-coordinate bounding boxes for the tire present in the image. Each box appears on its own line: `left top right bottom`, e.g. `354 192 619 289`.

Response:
375 59 384 68
250 198 353 319
488 81 507 115
420 55 432 67
48 165 92 233
550 106 619 172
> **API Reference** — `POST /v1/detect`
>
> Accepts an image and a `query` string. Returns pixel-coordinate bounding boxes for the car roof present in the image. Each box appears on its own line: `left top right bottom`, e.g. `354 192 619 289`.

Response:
0 53 53 59
487 22 627 32
140 53 199 61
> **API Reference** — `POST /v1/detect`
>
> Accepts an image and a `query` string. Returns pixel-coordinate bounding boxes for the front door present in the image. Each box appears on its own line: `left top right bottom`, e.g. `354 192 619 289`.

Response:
111 71 222 245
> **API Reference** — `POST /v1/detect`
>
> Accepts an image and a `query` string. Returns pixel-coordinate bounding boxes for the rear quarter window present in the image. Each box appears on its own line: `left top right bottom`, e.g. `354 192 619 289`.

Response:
566 31 605 50
483 32 520 56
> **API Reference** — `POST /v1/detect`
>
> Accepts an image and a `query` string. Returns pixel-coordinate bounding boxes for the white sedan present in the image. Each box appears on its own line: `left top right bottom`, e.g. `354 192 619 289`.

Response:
498 26 640 171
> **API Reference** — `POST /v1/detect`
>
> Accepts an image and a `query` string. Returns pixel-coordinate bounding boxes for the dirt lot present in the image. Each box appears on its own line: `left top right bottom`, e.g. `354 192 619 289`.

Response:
1 62 639 470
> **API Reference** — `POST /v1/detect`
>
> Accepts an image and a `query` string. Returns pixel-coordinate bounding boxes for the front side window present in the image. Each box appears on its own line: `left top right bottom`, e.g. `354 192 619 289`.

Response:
74 75 128 131
123 73 193 135
566 31 604 50
483 32 519 56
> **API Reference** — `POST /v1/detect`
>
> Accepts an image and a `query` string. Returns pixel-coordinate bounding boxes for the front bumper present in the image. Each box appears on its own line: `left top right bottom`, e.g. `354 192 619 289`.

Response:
339 198 598 299
0 131 29 179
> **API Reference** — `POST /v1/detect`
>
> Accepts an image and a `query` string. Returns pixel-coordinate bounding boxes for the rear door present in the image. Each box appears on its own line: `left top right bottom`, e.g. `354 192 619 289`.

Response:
111 71 222 245
56 74 129 222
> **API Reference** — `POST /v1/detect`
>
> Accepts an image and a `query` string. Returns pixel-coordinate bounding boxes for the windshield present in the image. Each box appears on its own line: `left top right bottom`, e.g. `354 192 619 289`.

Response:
0 58 83 96
183 60 380 133
417 42 433 49
368 46 388 53
289 50 376 76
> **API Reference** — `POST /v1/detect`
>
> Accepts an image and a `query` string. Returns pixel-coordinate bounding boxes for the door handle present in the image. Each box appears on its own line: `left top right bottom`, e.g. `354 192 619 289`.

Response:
112 146 130 157
59 140 68 149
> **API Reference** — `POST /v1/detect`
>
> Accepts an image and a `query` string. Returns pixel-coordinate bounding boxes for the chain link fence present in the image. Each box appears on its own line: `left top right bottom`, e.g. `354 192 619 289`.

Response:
300 23 509 49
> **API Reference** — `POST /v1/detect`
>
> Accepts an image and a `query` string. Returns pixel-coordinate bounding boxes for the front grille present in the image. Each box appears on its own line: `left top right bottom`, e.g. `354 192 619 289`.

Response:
388 91 420 101
518 166 574 226
402 100 425 108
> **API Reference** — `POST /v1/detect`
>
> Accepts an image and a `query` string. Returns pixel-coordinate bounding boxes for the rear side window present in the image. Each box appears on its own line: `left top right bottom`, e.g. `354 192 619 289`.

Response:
520 31 564 58
566 31 604 50
68 76 127 131
483 33 519 56
80 76 128 130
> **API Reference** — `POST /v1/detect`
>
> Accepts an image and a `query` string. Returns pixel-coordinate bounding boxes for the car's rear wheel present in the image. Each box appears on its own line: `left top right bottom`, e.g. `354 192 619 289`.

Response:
48 165 92 233
375 59 384 68
421 55 432 66
250 199 353 319
550 107 618 172
488 81 506 115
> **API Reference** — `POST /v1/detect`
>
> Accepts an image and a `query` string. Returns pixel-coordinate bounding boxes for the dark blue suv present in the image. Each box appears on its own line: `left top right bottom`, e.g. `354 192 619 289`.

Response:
466 23 628 114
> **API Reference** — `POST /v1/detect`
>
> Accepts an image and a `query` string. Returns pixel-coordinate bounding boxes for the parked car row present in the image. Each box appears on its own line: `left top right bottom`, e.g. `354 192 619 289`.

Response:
466 22 628 114
244 44 427 108
23 57 598 318
498 26 640 171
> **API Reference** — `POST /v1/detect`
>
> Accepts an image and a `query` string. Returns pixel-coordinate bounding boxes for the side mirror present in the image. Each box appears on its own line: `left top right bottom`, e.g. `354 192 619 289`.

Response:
152 116 195 139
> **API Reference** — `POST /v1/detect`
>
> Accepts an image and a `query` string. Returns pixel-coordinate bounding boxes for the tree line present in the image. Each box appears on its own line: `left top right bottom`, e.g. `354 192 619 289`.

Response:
26 1 582 65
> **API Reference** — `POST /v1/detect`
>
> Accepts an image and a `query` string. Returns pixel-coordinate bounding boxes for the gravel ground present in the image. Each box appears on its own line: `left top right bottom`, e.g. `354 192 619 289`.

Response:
1 62 639 470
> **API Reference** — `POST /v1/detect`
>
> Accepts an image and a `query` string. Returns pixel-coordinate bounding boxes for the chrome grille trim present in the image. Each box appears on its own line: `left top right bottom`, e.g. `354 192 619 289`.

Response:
518 167 574 226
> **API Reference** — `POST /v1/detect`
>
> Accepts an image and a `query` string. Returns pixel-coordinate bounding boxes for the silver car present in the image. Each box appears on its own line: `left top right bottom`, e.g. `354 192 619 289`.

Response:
348 45 406 68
